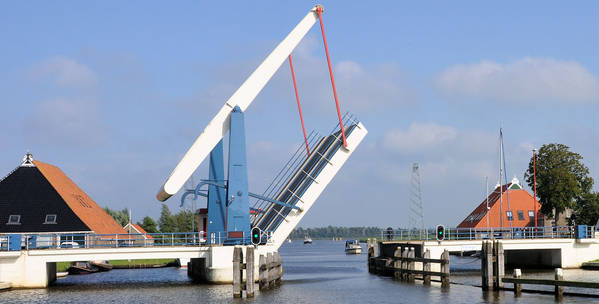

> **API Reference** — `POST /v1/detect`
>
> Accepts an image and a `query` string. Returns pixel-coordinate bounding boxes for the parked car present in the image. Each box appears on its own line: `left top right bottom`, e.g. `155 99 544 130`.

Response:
60 241 80 248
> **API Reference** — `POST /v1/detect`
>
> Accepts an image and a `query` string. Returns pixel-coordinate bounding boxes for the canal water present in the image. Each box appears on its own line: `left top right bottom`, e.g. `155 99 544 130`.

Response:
3 240 598 303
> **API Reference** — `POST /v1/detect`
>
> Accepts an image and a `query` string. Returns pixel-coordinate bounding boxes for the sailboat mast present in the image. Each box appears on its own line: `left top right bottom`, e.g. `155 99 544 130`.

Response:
501 129 513 230
486 176 489 229
499 129 503 228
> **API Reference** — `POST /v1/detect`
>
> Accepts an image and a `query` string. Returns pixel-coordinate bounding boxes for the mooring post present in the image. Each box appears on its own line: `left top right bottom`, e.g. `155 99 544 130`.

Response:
481 241 494 290
393 246 401 281
555 268 564 300
401 247 409 281
494 241 504 289
246 246 255 297
259 254 267 290
423 249 431 285
441 249 450 288
408 247 415 283
513 269 522 296
274 252 282 285
368 243 376 274
232 246 243 298
267 252 274 288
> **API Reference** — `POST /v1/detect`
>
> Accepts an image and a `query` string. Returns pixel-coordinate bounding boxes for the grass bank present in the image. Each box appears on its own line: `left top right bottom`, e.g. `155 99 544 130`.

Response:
55 259 177 272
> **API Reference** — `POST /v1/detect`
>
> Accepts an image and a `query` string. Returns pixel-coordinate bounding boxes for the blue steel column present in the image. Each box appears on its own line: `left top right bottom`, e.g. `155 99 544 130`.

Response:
207 139 226 244
226 106 251 243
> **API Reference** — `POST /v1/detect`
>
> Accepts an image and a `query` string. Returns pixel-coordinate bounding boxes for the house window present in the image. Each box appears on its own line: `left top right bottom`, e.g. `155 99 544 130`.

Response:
506 211 513 221
528 210 535 219
7 215 21 225
517 210 525 221
44 214 57 224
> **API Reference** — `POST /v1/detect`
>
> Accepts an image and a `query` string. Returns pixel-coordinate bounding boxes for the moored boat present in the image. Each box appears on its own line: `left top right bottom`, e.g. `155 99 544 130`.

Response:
67 261 98 275
304 234 312 244
90 260 113 272
345 240 362 254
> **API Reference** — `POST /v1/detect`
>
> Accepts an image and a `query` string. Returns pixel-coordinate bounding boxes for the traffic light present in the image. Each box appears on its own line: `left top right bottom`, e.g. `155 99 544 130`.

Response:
251 227 261 245
436 225 445 241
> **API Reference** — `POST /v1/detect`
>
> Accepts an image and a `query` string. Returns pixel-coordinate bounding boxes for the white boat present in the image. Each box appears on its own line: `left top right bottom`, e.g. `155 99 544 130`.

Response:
345 240 362 254
304 234 312 244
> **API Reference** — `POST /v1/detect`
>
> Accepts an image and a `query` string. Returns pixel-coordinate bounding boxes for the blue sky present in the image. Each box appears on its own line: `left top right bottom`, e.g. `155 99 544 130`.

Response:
1 1 598 228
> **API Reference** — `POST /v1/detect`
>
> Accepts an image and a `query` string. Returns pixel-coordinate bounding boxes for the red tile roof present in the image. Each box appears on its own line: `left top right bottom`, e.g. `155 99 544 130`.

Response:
34 160 128 235
457 183 542 228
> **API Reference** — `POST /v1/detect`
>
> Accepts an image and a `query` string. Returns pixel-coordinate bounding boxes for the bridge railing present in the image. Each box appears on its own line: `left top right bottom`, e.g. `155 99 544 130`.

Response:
380 226 597 241
0 231 264 251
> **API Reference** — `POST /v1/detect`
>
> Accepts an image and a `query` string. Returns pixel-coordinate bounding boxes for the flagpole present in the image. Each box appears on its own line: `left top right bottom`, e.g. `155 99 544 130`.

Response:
533 148 538 228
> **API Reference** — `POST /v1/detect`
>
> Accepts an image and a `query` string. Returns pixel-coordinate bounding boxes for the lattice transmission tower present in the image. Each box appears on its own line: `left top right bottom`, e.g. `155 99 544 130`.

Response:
409 163 425 240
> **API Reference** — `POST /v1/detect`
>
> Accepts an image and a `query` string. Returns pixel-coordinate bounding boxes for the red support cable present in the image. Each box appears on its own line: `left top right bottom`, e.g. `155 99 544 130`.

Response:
288 55 310 156
316 7 347 148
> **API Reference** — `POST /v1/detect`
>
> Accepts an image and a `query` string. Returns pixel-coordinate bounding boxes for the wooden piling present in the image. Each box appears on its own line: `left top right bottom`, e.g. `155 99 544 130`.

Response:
274 252 283 286
481 241 494 290
441 249 450 288
493 241 504 289
232 246 243 298
259 254 267 290
513 269 522 296
246 246 255 297
258 251 283 292
408 247 415 283
401 247 409 281
555 268 564 300
423 249 431 285
267 252 274 288
393 246 401 281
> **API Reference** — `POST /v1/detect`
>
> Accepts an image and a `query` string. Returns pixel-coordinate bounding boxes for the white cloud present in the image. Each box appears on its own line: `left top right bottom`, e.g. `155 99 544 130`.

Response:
30 56 98 89
382 122 458 153
24 97 108 147
265 37 415 114
435 57 599 104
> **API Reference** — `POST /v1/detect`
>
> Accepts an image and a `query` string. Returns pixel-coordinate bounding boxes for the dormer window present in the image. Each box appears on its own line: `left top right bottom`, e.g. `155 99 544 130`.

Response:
44 214 57 224
506 211 513 221
7 215 21 225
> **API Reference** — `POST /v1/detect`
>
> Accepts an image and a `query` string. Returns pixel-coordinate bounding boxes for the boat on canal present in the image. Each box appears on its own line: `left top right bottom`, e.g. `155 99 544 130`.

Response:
67 261 99 275
345 240 362 254
304 234 312 244
91 260 113 272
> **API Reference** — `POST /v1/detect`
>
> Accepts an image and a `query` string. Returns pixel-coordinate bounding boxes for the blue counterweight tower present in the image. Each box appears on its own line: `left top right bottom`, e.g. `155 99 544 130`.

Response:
194 106 250 244
182 106 302 244
206 139 226 243
223 106 251 243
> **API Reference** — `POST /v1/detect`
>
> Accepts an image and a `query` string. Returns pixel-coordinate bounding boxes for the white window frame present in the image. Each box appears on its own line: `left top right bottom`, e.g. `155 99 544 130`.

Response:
44 214 57 224
7 215 21 225
506 211 513 221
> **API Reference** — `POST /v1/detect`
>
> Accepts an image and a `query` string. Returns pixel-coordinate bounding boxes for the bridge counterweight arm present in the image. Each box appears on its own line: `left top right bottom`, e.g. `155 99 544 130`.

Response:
157 5 323 202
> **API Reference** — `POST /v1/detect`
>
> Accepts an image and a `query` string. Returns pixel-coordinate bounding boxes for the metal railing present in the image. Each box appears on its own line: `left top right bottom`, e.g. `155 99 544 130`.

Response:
251 112 360 233
380 226 598 241
0 231 274 252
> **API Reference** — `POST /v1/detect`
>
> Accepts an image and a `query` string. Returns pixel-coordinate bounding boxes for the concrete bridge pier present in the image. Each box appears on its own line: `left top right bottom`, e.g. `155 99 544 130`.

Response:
187 245 275 283
0 253 56 288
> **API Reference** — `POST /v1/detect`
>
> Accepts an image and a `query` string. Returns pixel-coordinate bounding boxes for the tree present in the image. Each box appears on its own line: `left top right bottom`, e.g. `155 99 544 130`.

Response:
137 216 159 233
524 143 593 223
173 210 194 232
571 192 599 226
104 207 129 227
158 204 176 232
